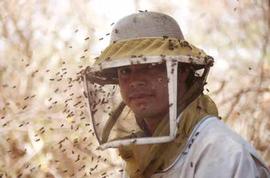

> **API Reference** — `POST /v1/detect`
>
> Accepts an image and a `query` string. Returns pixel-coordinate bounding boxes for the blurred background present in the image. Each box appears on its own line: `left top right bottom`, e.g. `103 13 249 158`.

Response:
0 0 269 177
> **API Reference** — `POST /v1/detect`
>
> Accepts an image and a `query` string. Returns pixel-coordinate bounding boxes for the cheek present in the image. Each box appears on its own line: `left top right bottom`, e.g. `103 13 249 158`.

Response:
118 81 128 103
152 77 168 98
156 75 168 87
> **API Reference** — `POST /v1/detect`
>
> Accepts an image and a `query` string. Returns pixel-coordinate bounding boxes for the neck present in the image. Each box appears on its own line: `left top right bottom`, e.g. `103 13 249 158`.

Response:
144 88 188 135
144 114 167 135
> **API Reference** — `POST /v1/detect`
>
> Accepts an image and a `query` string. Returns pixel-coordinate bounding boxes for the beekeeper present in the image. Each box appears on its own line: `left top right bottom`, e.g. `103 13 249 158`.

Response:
84 11 270 178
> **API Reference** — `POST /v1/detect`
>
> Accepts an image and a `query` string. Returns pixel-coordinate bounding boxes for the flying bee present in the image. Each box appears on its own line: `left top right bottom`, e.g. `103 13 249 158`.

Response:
130 55 137 58
204 56 214 66
162 35 169 40
79 165 86 171
160 54 166 58
73 101 82 107
168 39 175 50
75 155 80 162
180 40 192 50
80 117 85 120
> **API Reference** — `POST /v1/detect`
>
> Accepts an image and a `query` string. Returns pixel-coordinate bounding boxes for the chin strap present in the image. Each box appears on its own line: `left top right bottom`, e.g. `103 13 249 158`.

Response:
101 101 126 144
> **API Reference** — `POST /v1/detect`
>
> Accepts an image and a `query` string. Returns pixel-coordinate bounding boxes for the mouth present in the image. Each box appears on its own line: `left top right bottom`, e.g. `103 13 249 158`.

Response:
128 93 154 101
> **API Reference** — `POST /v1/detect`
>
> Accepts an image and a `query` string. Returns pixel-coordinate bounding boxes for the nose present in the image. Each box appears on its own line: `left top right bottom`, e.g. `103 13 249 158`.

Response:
129 80 146 88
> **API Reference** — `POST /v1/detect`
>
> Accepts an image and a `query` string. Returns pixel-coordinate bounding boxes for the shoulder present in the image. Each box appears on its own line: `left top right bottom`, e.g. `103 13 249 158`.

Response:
190 116 265 165
187 116 269 178
194 117 255 153
152 116 269 178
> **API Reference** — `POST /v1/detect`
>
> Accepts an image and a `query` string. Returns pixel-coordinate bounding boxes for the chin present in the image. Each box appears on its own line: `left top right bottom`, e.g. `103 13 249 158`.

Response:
134 109 163 118
128 101 168 118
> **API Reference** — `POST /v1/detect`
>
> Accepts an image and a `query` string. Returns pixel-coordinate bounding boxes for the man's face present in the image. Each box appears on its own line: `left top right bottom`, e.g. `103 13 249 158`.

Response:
117 63 169 119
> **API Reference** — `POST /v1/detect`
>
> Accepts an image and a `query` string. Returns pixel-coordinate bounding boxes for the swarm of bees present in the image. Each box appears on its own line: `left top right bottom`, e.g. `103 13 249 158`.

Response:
0 25 123 178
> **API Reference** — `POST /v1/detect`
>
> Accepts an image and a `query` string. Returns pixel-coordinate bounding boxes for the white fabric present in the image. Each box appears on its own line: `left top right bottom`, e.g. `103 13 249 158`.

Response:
122 116 270 178
110 12 184 43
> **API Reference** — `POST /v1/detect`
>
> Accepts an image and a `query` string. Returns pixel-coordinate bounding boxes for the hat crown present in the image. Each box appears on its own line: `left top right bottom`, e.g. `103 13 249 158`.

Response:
110 11 184 43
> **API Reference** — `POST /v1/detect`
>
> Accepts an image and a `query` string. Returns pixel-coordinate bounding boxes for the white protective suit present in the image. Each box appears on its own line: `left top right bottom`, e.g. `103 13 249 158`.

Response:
122 116 270 178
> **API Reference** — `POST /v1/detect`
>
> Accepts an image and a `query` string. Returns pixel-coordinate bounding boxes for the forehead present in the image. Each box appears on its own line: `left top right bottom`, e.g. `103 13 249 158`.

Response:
118 63 166 71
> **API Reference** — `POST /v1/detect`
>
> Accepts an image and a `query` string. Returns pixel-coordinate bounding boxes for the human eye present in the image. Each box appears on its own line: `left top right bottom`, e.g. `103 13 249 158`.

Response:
118 67 131 76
